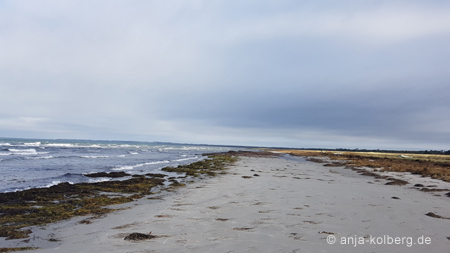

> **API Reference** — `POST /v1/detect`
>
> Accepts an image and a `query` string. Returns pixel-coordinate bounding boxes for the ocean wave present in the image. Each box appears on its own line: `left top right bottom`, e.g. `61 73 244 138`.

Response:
44 143 75 147
8 148 39 155
112 160 170 171
80 155 110 159
112 165 135 171
87 178 111 183
0 142 11 146
129 152 139 155
173 156 198 162
7 148 50 155
9 148 37 152
4 187 32 193
23 142 41 146
26 155 54 160
43 181 74 188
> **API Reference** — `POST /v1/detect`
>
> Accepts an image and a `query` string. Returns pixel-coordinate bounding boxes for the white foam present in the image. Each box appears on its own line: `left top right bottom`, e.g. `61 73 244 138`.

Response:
112 160 170 171
0 142 11 146
81 155 109 159
45 143 74 147
4 187 32 193
8 148 38 155
44 181 73 188
173 156 198 162
26 155 54 160
129 152 139 155
24 142 41 146
146 160 171 165
88 178 111 183
113 165 134 171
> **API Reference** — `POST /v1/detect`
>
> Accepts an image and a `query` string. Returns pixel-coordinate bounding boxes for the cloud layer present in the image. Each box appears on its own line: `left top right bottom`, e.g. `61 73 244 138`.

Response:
1 0 449 149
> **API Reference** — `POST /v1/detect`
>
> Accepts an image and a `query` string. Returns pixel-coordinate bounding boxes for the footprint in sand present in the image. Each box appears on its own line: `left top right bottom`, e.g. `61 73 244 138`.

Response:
288 232 304 241
233 227 254 231
155 214 175 218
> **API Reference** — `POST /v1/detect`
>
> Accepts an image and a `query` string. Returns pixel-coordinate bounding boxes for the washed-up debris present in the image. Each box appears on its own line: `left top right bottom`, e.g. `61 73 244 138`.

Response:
425 212 450 219
124 232 155 241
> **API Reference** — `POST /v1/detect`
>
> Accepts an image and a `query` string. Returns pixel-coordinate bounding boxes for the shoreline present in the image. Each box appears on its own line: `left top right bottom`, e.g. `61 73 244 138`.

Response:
2 153 450 252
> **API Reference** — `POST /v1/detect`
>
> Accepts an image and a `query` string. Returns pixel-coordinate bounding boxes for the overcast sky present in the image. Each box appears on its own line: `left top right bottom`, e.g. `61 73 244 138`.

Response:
1 0 449 150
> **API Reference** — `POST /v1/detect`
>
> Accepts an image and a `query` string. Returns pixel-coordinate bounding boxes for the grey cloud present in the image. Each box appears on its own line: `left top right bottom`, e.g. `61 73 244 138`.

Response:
1 0 449 149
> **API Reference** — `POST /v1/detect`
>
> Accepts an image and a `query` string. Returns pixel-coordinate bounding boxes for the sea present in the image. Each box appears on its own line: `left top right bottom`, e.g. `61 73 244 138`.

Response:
0 138 247 193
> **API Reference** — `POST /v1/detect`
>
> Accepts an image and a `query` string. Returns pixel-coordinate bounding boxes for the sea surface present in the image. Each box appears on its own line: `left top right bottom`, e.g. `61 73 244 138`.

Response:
0 138 245 193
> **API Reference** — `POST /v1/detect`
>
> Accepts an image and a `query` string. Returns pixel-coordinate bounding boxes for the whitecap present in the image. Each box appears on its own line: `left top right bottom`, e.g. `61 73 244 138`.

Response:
24 142 41 146
8 148 38 155
45 143 74 147
112 160 170 171
173 156 198 162
145 160 170 165
80 155 109 159
26 156 54 160
113 165 135 171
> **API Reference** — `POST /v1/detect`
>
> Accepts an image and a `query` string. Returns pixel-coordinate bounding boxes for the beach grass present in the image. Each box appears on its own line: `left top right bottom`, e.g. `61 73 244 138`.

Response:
277 150 450 181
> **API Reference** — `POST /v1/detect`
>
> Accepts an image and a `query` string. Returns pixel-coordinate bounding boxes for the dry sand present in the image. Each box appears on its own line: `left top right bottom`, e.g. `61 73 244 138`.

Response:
3 155 450 252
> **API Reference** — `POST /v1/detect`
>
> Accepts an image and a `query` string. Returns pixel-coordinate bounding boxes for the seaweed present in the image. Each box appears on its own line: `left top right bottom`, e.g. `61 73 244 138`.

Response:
124 232 155 241
385 179 409 186
0 247 39 252
425 212 450 219
161 155 238 176
0 178 163 239
145 173 167 178
84 172 130 178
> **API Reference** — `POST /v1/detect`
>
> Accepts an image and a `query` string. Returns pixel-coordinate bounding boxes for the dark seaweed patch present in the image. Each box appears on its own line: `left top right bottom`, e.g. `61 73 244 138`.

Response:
145 173 167 178
84 172 130 178
385 179 409 186
425 212 450 219
124 232 155 241
161 155 237 176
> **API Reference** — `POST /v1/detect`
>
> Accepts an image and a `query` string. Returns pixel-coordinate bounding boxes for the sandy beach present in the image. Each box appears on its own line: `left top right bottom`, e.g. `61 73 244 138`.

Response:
3 154 450 252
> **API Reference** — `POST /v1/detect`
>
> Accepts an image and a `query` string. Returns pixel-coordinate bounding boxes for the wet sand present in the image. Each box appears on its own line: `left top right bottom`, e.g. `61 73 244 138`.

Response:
4 155 450 252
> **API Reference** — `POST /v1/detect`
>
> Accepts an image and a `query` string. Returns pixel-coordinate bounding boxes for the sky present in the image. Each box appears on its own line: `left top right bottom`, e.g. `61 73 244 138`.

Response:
1 0 449 150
